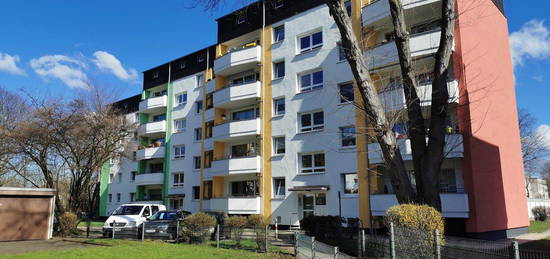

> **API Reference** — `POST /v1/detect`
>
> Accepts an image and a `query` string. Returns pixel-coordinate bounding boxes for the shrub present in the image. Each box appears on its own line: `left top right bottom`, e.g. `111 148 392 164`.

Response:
225 216 248 246
58 212 79 237
248 215 271 252
300 215 345 237
385 204 444 257
180 213 216 244
532 206 550 221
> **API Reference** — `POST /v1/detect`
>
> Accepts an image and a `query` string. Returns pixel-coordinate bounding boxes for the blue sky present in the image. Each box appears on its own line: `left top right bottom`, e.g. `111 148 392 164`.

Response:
0 0 549 146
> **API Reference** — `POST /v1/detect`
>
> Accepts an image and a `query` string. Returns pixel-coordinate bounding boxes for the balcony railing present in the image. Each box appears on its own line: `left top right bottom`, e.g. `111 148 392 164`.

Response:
213 81 261 109
212 118 261 142
207 155 261 176
362 0 440 26
370 193 469 218
209 196 261 214
378 80 459 111
138 120 166 136
139 95 167 113
214 45 262 76
135 172 164 186
136 146 165 160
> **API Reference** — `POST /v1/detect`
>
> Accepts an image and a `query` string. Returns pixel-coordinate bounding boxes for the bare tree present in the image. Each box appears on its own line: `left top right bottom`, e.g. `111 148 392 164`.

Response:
0 87 27 184
519 108 548 173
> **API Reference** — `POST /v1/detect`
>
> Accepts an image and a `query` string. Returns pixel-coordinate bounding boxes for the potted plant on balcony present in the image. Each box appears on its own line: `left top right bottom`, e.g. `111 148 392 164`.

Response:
154 141 161 147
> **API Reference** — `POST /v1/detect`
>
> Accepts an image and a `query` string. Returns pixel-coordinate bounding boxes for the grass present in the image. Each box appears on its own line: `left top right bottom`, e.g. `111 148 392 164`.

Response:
77 221 105 228
520 237 550 252
0 239 293 259
528 220 550 233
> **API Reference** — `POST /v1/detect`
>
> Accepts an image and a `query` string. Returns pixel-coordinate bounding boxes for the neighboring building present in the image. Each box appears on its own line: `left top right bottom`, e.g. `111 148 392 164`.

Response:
527 178 549 199
100 0 528 239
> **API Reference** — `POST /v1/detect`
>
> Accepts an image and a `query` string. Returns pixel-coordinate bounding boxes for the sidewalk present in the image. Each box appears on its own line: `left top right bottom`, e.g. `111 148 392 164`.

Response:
514 229 550 243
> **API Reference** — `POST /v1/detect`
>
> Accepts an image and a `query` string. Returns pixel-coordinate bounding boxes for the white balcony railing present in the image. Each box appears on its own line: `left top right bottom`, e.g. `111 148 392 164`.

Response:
139 95 167 113
214 45 261 76
135 172 164 186
136 147 165 160
209 196 261 214
213 81 261 109
138 120 166 136
379 80 459 112
368 134 463 164
212 118 261 142
362 0 440 26
370 193 469 218
207 156 261 176
365 29 442 69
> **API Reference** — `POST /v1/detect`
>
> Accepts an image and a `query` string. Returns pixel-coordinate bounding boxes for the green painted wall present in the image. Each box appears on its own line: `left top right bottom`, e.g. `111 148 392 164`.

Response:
99 161 110 217
163 82 174 207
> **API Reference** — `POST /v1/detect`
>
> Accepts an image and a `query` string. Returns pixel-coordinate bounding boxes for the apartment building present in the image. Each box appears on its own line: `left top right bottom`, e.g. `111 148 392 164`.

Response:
100 0 528 239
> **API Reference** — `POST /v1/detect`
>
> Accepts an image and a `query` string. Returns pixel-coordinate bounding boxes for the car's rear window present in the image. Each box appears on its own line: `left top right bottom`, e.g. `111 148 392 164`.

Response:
150 211 177 220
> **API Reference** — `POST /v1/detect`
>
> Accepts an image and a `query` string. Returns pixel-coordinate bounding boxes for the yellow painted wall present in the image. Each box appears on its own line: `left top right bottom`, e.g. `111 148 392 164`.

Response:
213 176 225 198
260 25 273 220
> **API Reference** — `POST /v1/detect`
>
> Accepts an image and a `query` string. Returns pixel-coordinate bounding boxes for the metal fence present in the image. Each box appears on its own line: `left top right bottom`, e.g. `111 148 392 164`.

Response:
295 233 355 259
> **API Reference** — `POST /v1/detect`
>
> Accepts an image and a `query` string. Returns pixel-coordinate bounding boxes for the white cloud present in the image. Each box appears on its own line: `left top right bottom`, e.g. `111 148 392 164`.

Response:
510 20 550 67
532 75 544 82
30 55 89 89
92 51 137 81
0 52 26 75
535 124 550 149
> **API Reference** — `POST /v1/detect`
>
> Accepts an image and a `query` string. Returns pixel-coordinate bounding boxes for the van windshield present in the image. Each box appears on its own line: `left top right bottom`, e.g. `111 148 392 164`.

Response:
112 205 143 215
149 211 177 220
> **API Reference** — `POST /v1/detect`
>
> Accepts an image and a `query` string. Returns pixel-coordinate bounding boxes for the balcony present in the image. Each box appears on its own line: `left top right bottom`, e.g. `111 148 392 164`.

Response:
214 45 261 76
362 0 441 26
212 119 260 142
206 156 261 177
213 81 261 109
209 196 261 214
365 29 443 70
138 121 166 136
135 172 164 186
139 95 167 114
136 147 165 160
370 193 469 218
368 134 463 164
379 80 459 112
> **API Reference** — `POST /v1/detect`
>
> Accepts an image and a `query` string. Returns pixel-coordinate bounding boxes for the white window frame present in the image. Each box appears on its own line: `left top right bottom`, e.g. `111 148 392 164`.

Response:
174 145 185 159
342 173 359 195
299 111 324 133
116 193 121 203
337 42 347 62
196 74 204 88
340 126 357 147
273 178 286 199
338 82 354 103
273 136 285 155
108 193 112 203
298 30 323 53
176 92 187 106
135 113 140 123
174 118 186 132
193 156 201 170
274 0 284 9
273 25 285 43
298 70 323 92
130 192 135 202
273 61 285 79
173 173 184 187
117 173 122 184
273 98 285 116
299 152 326 174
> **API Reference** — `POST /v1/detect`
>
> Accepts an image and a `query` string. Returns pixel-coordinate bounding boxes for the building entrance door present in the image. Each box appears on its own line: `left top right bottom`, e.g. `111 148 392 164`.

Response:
303 194 314 218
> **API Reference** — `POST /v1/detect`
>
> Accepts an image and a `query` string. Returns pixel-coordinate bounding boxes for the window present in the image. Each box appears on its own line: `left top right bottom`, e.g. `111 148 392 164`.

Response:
152 71 159 79
236 14 245 24
205 121 214 139
116 193 121 203
197 55 205 63
274 0 284 9
170 199 183 210
273 98 285 116
273 25 285 43
342 173 358 194
194 128 202 141
153 114 166 122
196 74 204 88
273 178 286 198
315 193 326 205
174 145 185 159
193 156 201 170
130 192 135 202
131 171 136 181
273 137 285 155
273 61 285 79
205 93 213 110
299 70 323 92
153 90 167 97
232 108 257 121
340 126 356 147
192 186 200 200
345 0 352 16
196 101 203 114
179 61 186 69
231 144 255 158
176 93 187 106
117 173 122 183
338 42 347 61
174 119 186 132
231 180 259 197
299 111 324 132
108 194 112 203
300 153 325 174
173 173 184 187
231 72 258 86
204 150 213 168
440 169 458 193
203 180 213 200
134 113 140 122
299 31 323 53
339 83 354 103
109 174 114 183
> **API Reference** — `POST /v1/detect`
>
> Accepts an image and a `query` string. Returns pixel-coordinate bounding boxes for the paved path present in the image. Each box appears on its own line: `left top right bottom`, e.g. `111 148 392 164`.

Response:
514 229 550 243
0 239 103 255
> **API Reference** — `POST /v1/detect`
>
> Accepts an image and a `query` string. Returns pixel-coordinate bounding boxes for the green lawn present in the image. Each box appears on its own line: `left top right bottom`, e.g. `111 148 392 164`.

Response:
528 221 550 233
520 237 550 252
0 239 293 259
77 221 105 228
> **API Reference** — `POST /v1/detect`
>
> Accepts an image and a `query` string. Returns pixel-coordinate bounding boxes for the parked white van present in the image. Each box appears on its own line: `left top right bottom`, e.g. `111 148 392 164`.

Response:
102 203 166 237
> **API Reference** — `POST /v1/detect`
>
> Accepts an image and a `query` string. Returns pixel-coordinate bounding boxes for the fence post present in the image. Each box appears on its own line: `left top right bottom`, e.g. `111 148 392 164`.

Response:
216 224 220 248
311 236 316 258
275 221 278 240
264 225 269 253
334 246 339 259
176 220 180 243
141 221 145 241
358 228 362 257
390 222 396 259
294 232 298 257
361 229 366 257
513 241 520 259
112 220 115 240
434 229 441 259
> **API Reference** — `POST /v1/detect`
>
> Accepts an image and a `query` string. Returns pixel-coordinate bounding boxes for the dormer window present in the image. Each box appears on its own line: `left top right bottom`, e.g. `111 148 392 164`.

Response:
197 55 205 63
236 15 245 24
180 62 186 69
152 71 159 79
274 0 283 9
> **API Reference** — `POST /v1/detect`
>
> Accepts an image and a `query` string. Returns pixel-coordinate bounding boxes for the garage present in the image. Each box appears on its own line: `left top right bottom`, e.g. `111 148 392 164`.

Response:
0 187 56 241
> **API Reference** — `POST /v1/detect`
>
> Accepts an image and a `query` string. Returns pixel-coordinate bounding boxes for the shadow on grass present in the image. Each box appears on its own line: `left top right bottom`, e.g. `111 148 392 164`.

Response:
209 240 258 252
520 239 550 251
60 239 113 247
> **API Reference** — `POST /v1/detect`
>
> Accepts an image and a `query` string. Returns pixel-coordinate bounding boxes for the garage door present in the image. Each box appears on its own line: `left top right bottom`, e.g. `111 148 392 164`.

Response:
0 196 53 241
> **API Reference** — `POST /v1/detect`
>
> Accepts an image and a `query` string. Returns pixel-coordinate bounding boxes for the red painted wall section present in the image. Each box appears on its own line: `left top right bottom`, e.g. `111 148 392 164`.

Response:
454 0 529 233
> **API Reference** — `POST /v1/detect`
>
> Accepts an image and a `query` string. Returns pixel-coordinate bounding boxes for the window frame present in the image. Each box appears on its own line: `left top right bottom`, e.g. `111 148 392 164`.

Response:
196 74 204 88
173 173 184 187
192 186 200 200
273 178 286 199
273 61 285 79
174 145 185 159
338 82 354 103
196 101 203 114
342 173 359 195
273 25 285 43
299 31 323 53
299 111 324 133
116 193 121 203
298 70 323 92
194 128 202 141
174 118 186 132
274 0 284 9
340 126 357 147
299 152 326 174
273 136 285 155
176 92 187 106
337 42 347 62
193 156 201 170
273 98 285 116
